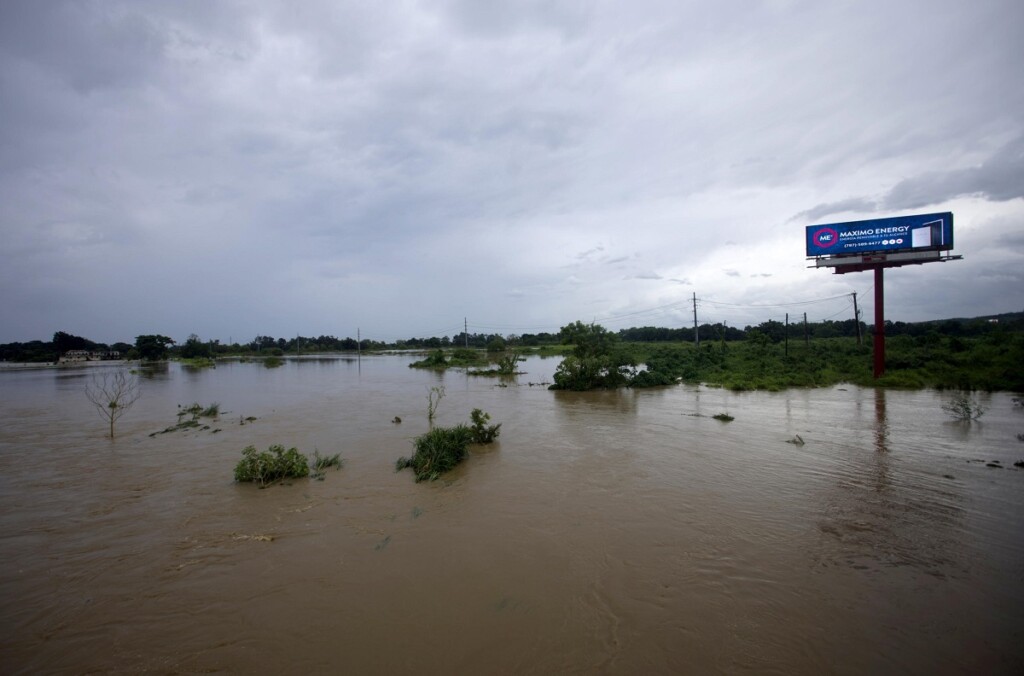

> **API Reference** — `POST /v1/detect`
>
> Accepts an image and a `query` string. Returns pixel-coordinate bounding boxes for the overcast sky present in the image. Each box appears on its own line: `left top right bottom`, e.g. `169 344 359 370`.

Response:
1 0 1022 345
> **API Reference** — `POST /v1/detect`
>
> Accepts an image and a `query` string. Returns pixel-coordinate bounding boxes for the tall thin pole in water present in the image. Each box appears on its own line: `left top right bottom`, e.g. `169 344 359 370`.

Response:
692 293 699 347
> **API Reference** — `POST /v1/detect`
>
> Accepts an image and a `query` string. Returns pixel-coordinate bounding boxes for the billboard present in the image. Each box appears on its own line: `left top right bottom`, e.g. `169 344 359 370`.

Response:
806 212 953 257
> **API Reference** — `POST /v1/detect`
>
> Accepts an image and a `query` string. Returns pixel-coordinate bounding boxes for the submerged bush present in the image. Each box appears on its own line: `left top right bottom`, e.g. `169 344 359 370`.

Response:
234 444 310 486
311 450 343 471
396 408 503 482
409 349 448 369
310 450 343 480
398 425 475 482
470 408 501 443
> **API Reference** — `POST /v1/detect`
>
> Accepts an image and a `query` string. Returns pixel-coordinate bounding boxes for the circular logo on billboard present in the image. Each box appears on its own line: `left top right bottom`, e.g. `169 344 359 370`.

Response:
813 227 839 249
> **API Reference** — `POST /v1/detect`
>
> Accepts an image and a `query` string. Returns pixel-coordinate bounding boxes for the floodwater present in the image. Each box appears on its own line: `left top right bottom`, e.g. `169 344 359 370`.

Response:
1 355 1022 674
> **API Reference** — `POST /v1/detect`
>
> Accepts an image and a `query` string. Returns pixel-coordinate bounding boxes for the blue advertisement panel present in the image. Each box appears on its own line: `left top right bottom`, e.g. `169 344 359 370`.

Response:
806 212 954 257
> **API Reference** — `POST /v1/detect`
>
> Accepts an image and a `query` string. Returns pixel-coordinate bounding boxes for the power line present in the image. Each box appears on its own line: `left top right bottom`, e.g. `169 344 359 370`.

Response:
698 292 853 308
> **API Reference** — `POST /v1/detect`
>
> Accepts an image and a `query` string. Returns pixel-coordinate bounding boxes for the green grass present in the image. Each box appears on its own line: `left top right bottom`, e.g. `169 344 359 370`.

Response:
395 409 502 482
409 348 489 370
624 333 1024 392
310 450 343 480
396 425 475 482
234 444 309 486
180 357 216 368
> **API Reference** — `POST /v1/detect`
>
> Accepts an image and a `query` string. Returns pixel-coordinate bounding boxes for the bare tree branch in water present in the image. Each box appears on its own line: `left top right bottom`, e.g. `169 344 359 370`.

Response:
427 385 445 427
85 370 141 438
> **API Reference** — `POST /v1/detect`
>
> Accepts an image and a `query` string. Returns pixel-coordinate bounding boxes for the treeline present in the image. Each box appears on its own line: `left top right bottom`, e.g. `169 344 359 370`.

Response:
2 312 1021 363
550 318 1024 392
0 331 135 363
619 312 1024 344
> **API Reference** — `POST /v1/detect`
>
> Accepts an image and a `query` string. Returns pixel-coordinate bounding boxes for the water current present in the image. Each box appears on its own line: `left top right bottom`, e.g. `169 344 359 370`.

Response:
1 355 1022 674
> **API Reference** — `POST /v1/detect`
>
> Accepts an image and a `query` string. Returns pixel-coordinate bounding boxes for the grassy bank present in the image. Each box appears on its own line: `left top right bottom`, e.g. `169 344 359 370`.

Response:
628 333 1024 391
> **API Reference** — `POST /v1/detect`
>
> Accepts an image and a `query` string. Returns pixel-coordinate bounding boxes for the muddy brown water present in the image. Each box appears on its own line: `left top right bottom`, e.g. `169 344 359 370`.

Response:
1 355 1022 674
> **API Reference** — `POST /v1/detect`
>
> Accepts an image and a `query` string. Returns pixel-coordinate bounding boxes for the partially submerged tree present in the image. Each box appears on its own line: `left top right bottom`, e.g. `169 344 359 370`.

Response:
85 369 141 438
550 321 636 390
134 334 174 361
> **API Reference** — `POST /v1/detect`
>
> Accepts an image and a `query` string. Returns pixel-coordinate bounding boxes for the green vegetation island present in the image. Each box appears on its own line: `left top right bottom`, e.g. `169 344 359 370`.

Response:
2 312 1022 391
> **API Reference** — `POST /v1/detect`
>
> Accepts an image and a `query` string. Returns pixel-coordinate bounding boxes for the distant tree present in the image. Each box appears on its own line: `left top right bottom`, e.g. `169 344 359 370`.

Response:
135 335 174 361
551 321 636 390
0 340 56 363
179 334 212 359
749 320 786 343
559 321 618 358
85 369 141 438
53 331 95 355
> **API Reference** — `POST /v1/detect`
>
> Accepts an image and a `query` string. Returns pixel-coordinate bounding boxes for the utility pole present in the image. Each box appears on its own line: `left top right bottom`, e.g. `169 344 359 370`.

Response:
464 317 469 349
357 328 361 358
692 293 699 347
785 313 789 357
852 292 862 345
804 312 809 347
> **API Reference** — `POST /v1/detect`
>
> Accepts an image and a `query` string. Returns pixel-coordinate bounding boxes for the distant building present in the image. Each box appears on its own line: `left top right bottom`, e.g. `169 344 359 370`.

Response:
58 350 122 363
60 350 92 362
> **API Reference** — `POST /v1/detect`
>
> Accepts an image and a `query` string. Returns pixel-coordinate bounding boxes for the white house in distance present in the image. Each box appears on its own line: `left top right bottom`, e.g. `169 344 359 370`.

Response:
59 350 121 363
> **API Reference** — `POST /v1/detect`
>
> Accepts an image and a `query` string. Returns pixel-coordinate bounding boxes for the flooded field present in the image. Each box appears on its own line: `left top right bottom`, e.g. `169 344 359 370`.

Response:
1 355 1022 674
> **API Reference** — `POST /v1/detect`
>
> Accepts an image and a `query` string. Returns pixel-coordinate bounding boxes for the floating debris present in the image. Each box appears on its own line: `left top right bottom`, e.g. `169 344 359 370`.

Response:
786 435 806 446
232 533 274 542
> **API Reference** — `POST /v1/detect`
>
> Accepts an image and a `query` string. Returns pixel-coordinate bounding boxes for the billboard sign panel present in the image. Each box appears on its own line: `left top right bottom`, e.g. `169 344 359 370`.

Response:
806 212 953 257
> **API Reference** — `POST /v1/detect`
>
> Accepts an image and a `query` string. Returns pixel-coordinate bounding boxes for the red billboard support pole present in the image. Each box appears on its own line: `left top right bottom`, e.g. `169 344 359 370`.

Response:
873 267 885 378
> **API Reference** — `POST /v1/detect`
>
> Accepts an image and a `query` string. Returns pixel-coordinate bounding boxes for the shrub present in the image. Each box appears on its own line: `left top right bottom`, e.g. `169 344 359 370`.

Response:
234 444 310 486
451 348 478 362
470 408 501 443
497 351 524 375
399 425 475 482
397 409 505 482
